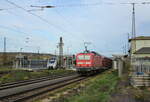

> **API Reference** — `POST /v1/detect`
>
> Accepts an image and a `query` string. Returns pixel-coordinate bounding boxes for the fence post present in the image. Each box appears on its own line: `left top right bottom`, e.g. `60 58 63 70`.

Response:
118 59 123 77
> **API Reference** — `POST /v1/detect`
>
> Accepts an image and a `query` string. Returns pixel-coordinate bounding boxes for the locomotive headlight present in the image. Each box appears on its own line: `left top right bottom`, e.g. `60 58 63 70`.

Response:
78 62 84 64
77 62 91 64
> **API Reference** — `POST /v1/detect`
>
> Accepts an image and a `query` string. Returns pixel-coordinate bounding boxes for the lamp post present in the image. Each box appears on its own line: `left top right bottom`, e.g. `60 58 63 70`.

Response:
19 48 23 68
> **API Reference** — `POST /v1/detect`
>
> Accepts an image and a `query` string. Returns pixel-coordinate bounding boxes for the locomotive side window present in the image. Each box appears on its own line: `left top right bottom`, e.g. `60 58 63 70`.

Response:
78 55 90 60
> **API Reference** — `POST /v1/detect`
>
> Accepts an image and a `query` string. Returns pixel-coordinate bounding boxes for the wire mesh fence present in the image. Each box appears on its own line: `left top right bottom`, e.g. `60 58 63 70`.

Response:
14 59 48 69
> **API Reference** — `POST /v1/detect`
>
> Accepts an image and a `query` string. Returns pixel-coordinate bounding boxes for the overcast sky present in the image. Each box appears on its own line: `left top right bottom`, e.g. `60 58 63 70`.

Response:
0 0 150 56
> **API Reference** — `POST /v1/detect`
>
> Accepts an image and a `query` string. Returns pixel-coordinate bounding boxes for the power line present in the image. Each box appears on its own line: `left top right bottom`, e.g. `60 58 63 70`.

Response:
51 3 102 7
29 8 86 40
0 7 19 11
120 2 150 53
53 9 70 26
53 9 83 36
29 3 103 39
0 25 27 35
6 9 23 19
5 0 68 34
30 1 121 9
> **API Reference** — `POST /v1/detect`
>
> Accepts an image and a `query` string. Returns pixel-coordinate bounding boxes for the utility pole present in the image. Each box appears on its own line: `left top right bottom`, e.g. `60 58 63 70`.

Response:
3 37 7 66
131 3 136 53
125 44 127 55
19 48 23 68
127 33 130 52
132 3 136 39
121 2 150 53
58 37 64 68
37 46 40 60
4 37 6 52
122 45 125 54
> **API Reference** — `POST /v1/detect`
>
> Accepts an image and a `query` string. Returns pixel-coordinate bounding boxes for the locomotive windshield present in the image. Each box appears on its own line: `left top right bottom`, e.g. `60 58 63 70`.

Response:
78 55 90 60
49 60 55 63
48 58 56 64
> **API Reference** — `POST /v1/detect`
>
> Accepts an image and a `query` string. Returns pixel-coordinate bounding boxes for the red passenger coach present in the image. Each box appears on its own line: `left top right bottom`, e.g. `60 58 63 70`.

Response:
76 51 112 75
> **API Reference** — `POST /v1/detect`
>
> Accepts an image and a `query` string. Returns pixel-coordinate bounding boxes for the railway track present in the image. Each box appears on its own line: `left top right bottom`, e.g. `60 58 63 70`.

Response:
0 72 76 90
0 74 85 102
0 71 11 77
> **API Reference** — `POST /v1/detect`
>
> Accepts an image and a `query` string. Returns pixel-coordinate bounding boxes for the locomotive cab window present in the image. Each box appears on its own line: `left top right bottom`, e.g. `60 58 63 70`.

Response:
49 60 55 63
78 55 91 60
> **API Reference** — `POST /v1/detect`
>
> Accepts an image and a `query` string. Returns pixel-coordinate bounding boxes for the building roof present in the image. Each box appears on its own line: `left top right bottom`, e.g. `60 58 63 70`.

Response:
134 47 150 54
129 36 150 42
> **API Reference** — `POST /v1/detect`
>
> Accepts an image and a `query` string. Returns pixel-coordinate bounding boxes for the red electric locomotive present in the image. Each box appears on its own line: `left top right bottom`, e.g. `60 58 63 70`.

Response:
76 51 112 75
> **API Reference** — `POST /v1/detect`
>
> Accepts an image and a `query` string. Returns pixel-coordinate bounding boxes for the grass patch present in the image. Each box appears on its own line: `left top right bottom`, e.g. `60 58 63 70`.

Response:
0 68 21 72
63 70 119 102
0 69 75 84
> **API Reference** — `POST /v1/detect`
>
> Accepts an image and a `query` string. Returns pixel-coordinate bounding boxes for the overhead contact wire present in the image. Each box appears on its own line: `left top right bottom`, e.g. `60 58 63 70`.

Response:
5 0 68 34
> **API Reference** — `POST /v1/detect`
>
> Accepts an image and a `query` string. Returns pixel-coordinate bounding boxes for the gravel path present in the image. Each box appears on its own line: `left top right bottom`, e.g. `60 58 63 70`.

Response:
109 74 137 102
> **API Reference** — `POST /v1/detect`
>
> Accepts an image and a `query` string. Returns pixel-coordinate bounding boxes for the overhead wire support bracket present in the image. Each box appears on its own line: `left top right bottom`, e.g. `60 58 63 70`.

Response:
30 2 103 9
30 5 55 8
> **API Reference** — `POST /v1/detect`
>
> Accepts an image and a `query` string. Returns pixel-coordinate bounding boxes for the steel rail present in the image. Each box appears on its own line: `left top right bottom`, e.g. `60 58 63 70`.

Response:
11 77 85 102
0 75 81 100
0 73 76 90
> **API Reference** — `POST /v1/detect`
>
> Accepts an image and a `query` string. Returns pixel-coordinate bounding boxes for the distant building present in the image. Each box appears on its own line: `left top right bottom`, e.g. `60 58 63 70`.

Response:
0 52 54 67
129 36 150 86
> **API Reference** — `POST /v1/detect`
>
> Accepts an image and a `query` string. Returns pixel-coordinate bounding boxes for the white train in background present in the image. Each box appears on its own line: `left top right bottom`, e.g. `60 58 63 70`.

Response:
47 57 58 69
47 55 76 70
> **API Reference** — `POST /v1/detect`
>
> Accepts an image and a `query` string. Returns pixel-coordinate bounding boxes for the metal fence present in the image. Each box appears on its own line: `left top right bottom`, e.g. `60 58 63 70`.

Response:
14 59 48 69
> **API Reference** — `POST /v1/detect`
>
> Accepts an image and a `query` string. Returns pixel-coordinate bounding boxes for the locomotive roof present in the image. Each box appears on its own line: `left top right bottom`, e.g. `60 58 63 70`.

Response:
91 51 101 56
78 51 112 60
79 51 101 56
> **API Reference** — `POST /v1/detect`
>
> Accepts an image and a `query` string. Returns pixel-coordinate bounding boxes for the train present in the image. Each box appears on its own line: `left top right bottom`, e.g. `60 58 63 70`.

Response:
47 57 58 69
76 51 112 75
